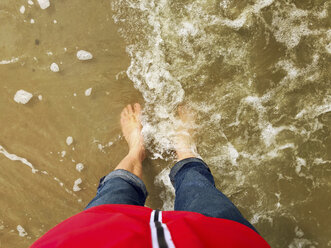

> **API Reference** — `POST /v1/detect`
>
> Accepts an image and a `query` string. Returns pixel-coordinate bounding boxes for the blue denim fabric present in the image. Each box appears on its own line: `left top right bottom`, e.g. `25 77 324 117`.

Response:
85 169 148 210
170 157 257 232
85 158 257 232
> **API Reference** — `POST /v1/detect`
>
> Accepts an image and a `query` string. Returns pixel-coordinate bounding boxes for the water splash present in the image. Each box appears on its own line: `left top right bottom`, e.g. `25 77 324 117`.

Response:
111 1 330 245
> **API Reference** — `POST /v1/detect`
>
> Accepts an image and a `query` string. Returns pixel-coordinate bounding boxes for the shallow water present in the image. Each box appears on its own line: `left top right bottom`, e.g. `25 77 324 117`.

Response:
0 0 330 247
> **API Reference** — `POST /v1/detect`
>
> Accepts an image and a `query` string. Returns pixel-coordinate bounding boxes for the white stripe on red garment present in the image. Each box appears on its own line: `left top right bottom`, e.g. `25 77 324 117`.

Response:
149 210 175 248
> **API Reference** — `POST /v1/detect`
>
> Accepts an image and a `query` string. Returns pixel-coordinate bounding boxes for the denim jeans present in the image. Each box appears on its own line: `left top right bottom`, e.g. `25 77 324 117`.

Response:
85 157 257 232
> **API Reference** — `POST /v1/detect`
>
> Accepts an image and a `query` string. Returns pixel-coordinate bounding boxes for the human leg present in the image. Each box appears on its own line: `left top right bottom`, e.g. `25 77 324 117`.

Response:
85 169 147 209
85 103 147 209
169 157 257 232
171 105 257 232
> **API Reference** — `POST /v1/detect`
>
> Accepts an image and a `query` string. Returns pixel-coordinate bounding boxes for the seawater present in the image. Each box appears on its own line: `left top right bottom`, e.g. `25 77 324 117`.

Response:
0 0 330 247
113 0 331 246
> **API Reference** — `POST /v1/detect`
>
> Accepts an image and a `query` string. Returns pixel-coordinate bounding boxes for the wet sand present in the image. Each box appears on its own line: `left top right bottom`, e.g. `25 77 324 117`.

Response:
1 0 331 247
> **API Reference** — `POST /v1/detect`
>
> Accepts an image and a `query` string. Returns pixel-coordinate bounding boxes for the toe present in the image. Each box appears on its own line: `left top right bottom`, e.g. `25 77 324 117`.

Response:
127 104 133 114
121 111 127 126
134 103 142 114
121 107 128 117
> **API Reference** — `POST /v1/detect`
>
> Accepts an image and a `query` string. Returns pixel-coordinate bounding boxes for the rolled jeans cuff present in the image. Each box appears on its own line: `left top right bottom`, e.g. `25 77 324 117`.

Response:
169 157 209 186
101 169 148 198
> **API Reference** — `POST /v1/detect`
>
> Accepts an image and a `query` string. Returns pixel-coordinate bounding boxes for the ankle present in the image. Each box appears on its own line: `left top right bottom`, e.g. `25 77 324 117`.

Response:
128 149 145 163
176 151 197 161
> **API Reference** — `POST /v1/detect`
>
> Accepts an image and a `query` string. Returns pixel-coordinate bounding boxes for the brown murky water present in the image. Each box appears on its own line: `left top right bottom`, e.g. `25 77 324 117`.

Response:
1 0 330 247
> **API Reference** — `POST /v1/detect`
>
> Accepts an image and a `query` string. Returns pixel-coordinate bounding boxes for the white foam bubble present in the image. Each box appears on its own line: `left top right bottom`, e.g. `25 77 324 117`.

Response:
289 237 317 248
154 168 175 210
77 50 93 60
17 225 27 237
85 88 92 96
76 163 84 172
61 151 66 158
294 226 304 238
95 139 114 153
295 157 306 175
219 0 230 9
178 21 198 37
37 0 50 9
326 43 331 54
28 0 34 5
73 178 82 192
261 124 292 148
210 113 222 122
276 60 299 80
295 102 331 119
212 0 274 29
274 193 281 208
30 19 35 24
241 96 279 148
0 57 19 65
270 3 321 49
250 212 273 224
66 136 73 146
53 177 64 187
313 158 330 165
50 63 59 72
222 15 247 29
227 143 239 166
20 6 25 14
38 95 42 101
14 90 33 104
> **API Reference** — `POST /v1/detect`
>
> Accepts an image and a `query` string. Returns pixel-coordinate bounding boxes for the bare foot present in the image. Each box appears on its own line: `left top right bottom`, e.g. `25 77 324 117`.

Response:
121 103 146 162
174 105 199 160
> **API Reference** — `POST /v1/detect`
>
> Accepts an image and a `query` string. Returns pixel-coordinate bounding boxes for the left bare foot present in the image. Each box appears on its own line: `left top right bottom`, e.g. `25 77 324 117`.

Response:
120 103 146 162
174 105 199 160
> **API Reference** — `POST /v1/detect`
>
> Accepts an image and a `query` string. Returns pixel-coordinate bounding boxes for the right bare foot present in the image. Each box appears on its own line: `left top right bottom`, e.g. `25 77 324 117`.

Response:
174 105 199 160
